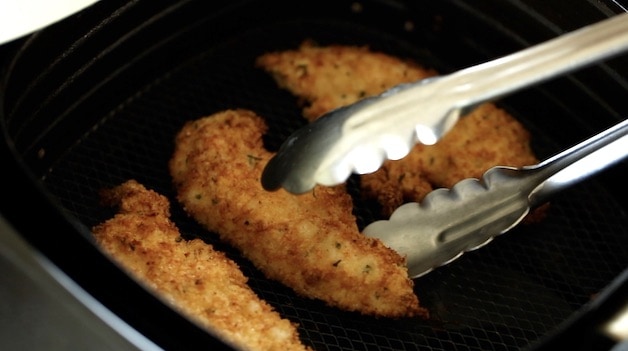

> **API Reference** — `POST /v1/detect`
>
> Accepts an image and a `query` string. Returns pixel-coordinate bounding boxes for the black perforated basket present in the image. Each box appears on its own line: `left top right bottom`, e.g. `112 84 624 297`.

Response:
2 1 627 350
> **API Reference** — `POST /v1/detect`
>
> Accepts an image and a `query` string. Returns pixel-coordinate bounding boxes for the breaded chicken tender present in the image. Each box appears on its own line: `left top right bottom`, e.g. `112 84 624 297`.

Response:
169 109 427 318
257 41 539 217
362 104 539 215
420 103 538 188
256 40 437 121
92 179 311 351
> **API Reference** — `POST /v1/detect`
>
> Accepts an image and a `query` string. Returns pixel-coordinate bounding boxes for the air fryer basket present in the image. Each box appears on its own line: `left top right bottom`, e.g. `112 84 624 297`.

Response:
2 0 628 350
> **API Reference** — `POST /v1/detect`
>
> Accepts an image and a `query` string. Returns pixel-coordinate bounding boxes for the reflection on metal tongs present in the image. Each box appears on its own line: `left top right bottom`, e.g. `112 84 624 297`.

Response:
261 12 628 194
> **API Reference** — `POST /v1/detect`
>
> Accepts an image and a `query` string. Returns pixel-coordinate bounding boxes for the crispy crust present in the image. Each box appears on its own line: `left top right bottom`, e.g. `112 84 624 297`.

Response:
92 179 312 351
256 40 437 121
169 109 427 318
420 103 539 188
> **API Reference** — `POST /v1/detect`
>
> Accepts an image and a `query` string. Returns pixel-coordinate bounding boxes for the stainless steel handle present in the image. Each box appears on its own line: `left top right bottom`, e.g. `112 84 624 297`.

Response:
434 11 628 115
528 119 628 206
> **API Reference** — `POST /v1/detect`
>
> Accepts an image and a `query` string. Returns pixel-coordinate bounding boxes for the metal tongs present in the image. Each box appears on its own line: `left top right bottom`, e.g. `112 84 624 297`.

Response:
261 12 628 194
259 13 628 278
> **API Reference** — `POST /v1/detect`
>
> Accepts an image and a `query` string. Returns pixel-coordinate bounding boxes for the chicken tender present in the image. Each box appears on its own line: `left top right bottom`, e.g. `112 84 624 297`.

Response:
420 103 538 188
169 109 427 318
256 40 437 121
363 104 539 214
257 41 539 217
92 179 311 351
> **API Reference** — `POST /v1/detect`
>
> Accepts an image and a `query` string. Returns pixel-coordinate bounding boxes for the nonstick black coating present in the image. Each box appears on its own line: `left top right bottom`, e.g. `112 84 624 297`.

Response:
3 1 628 350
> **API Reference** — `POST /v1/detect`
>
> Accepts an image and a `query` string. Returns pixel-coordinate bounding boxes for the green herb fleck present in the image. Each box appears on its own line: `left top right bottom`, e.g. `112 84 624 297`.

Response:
247 154 262 166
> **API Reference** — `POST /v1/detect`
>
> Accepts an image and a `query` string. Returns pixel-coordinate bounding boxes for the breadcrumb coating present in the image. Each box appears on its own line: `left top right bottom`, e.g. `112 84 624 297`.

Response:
169 109 427 318
420 103 538 188
92 179 312 351
256 40 437 121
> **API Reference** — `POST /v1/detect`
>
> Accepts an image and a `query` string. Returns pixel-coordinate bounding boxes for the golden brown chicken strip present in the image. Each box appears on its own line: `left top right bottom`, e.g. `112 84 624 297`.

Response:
362 104 539 215
169 109 427 318
256 40 437 121
92 179 312 351
420 103 538 188
257 41 539 217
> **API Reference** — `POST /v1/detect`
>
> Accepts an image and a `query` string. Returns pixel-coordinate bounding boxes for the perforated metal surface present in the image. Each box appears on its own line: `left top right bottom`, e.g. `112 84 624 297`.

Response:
5 1 628 350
